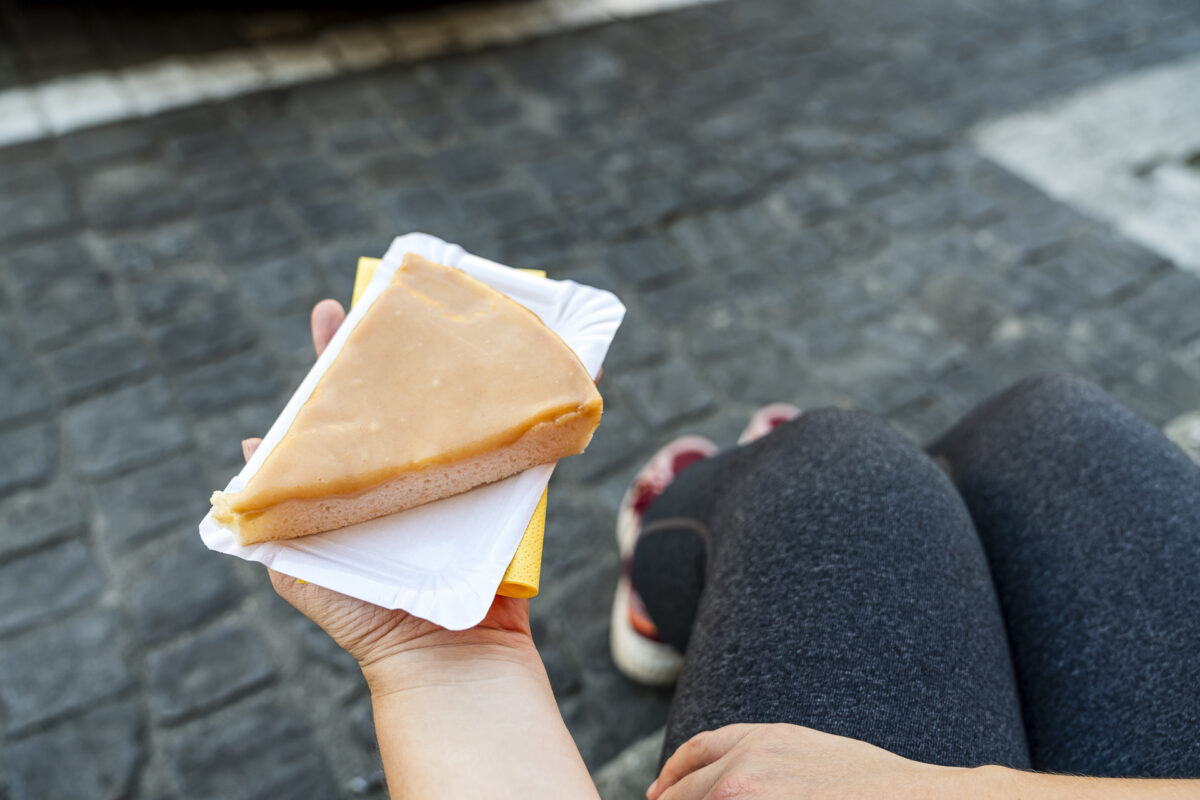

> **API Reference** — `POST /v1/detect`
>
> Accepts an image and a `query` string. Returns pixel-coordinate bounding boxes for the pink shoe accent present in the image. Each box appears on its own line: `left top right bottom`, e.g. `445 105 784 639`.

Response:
620 435 720 536
737 402 802 445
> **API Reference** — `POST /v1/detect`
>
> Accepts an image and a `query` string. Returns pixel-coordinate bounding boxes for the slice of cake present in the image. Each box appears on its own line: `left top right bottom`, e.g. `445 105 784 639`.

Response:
211 253 602 545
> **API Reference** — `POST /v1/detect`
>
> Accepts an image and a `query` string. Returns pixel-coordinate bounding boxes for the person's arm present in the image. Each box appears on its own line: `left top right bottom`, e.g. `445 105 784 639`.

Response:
971 765 1199 799
248 299 597 800
362 634 596 798
648 723 1200 800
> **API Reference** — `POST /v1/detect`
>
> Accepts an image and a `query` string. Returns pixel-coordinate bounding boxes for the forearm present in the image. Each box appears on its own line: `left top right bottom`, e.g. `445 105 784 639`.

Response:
365 642 598 800
971 765 1200 799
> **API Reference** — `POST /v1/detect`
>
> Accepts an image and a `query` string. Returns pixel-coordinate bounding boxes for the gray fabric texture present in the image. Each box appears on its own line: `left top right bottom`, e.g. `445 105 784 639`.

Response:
634 374 1200 777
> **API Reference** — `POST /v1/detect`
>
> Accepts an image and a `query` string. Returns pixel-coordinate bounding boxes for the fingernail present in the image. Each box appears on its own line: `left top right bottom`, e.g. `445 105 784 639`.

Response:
646 779 659 799
240 439 252 460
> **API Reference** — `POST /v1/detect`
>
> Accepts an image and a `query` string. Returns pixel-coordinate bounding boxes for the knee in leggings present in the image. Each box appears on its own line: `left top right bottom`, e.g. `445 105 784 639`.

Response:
767 406 898 449
928 372 1127 477
1000 372 1111 414
750 406 948 493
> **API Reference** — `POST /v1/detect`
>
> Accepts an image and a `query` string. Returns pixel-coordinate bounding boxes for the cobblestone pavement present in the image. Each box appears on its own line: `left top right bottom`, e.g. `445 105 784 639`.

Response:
3 1 1200 798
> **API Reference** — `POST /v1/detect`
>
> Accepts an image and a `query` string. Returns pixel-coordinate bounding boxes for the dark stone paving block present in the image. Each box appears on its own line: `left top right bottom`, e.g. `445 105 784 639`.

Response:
887 389 973 445
0 424 55 496
870 188 956 230
149 306 256 367
263 310 318 367
603 311 667 372
617 360 717 429
860 313 968 376
0 141 58 178
813 212 889 260
5 701 144 800
234 253 325 316
0 359 50 424
193 400 283 473
561 670 673 771
93 453 210 552
0 483 84 559
131 265 232 324
462 185 549 229
349 143 430 187
606 238 687 289
539 544 620 671
175 350 285 413
1064 311 1165 384
269 155 353 200
203 206 298 265
1110 357 1200 427
703 344 805 407
527 153 608 205
298 619 359 675
99 221 207 278
0 183 76 244
782 172 849 217
431 142 506 185
63 380 189 479
565 404 646 482
916 271 1011 348
185 167 273 214
375 185 464 233
0 539 104 636
0 609 133 733
531 614 583 698
80 163 190 229
127 535 242 645
685 317 768 362
403 109 458 148
940 331 1079 408
148 624 277 724
290 196 378 240
153 105 226 138
58 121 155 167
165 696 337 800
163 129 254 171
324 117 398 155
44 328 150 401
639 278 724 327
7 238 117 348
1121 271 1200 347
540 488 616 580
820 157 901 202
983 206 1071 263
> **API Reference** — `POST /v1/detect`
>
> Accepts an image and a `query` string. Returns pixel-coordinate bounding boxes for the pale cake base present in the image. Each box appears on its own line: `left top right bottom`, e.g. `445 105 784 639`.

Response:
213 407 599 546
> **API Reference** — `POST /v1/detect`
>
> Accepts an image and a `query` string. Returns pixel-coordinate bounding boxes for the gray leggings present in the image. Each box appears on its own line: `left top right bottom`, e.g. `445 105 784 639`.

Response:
632 373 1200 776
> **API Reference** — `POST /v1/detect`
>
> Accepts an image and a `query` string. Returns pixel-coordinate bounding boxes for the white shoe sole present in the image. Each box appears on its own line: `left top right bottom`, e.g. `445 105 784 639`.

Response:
610 575 684 686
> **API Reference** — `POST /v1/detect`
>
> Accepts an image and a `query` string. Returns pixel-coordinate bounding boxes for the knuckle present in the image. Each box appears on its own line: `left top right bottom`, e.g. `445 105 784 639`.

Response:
710 774 757 799
680 730 711 753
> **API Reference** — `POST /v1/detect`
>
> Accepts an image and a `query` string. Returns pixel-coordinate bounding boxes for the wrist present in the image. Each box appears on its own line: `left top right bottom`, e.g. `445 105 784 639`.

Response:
360 630 544 698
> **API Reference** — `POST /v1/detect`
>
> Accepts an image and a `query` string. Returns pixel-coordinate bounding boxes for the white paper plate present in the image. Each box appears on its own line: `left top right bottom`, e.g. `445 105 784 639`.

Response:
198 233 625 630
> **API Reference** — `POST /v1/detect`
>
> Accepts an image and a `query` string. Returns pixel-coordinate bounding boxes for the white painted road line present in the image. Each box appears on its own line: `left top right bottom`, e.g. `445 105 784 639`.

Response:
0 0 725 149
975 54 1200 275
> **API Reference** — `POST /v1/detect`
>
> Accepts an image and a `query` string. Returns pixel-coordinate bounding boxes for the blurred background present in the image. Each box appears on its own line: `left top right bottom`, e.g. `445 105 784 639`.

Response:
1 0 1199 798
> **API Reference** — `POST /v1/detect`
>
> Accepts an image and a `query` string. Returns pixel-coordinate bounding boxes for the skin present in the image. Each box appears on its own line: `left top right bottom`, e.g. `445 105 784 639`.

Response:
247 299 1199 800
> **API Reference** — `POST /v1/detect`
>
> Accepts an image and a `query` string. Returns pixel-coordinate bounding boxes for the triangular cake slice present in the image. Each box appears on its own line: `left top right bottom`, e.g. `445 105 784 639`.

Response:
211 253 602 545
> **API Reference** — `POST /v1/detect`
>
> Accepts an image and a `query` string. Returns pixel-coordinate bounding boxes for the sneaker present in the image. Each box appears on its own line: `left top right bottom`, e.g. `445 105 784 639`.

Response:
611 435 718 686
736 402 802 445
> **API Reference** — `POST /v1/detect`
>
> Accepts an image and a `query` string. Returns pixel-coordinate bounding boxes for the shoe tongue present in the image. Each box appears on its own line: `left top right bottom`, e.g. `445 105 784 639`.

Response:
671 450 708 475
